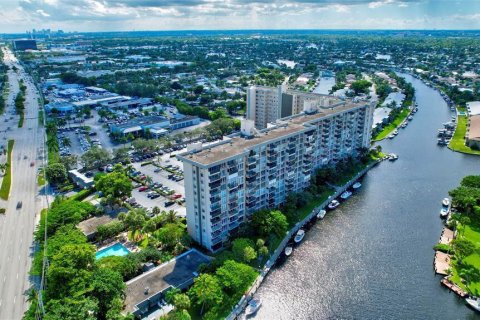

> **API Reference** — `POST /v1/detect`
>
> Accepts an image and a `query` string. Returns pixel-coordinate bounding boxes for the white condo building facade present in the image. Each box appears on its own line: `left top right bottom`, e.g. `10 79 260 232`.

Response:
178 99 375 251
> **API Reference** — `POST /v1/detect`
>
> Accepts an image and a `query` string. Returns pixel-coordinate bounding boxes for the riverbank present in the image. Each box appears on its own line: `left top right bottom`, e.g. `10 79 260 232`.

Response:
373 107 412 141
227 158 383 319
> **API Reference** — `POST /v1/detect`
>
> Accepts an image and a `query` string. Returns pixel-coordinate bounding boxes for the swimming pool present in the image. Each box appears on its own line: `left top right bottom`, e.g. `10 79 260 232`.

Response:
95 243 130 260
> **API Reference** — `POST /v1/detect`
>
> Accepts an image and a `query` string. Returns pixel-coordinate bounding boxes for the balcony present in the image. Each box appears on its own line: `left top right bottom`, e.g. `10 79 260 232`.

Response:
210 216 221 224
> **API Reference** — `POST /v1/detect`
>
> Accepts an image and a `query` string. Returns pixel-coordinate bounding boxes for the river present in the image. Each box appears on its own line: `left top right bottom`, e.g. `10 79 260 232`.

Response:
250 74 480 319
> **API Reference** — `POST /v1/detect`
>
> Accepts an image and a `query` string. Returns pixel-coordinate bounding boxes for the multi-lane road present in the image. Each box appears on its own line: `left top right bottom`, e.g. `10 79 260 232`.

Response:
0 47 47 320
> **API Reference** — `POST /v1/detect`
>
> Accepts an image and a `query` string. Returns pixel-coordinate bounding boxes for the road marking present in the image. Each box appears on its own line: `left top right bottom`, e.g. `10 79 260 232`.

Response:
13 296 16 304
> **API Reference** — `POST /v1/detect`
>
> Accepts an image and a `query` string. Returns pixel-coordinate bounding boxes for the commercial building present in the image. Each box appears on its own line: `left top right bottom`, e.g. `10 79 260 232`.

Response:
109 115 200 137
13 39 37 51
247 85 342 129
466 115 480 149
178 99 375 251
44 102 76 114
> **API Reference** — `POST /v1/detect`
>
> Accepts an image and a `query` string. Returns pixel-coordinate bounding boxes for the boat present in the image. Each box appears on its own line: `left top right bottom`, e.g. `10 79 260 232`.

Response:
442 198 450 207
466 297 480 312
393 129 399 135
245 299 262 316
388 153 398 161
352 182 362 190
328 200 340 210
284 246 293 256
294 229 305 244
316 209 327 219
440 208 449 219
340 190 352 200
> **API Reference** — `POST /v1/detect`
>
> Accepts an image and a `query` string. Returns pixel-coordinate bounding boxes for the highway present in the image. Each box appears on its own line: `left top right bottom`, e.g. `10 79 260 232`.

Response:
0 47 48 320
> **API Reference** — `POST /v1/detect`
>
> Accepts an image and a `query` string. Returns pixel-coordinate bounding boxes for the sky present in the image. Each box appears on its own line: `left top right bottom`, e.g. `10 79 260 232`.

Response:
1 0 480 33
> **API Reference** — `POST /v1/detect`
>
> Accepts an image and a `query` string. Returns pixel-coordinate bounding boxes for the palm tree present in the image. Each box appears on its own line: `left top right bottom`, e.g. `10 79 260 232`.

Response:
166 210 177 224
62 137 71 148
145 175 153 186
46 137 59 152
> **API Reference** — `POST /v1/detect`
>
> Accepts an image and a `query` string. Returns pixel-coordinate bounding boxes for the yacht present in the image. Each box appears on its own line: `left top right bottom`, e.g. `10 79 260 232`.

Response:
466 297 480 312
340 190 352 200
316 209 327 219
352 182 362 190
440 208 449 219
328 200 340 210
442 198 450 207
284 246 293 257
294 229 305 244
246 299 262 316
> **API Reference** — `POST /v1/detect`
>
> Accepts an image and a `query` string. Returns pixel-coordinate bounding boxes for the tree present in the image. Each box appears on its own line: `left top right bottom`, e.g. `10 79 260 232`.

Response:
44 297 98 320
215 260 257 297
95 171 133 201
96 255 140 281
188 274 223 315
193 85 204 95
251 209 288 238
232 238 257 263
350 79 372 95
0 162 9 175
173 293 191 310
45 162 68 184
113 147 130 164
81 147 111 170
60 155 78 170
121 208 148 234
90 268 126 319
47 243 95 299
155 223 184 250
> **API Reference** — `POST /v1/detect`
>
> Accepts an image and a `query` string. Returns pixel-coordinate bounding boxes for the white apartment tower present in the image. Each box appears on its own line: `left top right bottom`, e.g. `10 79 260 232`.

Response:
178 99 375 252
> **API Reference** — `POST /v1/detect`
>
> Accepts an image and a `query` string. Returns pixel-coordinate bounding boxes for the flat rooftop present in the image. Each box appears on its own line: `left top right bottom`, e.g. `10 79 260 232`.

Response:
112 115 169 131
78 210 124 237
180 101 368 166
468 114 480 142
124 249 211 314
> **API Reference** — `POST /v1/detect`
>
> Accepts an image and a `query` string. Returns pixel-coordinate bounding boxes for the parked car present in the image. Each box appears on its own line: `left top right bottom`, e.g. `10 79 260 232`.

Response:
164 201 175 207
138 186 149 192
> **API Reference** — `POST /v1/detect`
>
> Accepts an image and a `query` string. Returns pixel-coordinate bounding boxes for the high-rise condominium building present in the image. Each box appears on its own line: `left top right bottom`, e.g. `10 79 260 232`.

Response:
177 99 374 251
247 85 341 129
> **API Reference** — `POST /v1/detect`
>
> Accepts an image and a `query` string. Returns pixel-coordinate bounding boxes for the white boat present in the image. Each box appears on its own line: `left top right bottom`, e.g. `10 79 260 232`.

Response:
245 299 262 316
388 153 398 161
294 229 305 243
442 198 450 207
328 200 340 210
440 208 449 219
284 246 293 256
316 209 327 219
352 182 362 190
466 297 480 312
340 191 352 200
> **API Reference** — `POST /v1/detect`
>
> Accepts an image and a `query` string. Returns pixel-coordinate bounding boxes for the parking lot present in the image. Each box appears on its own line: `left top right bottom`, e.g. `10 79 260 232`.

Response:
129 162 186 217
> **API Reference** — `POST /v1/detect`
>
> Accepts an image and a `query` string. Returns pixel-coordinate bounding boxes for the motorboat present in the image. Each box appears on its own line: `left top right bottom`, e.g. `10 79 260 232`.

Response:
284 246 293 256
328 200 340 210
440 208 449 219
393 129 399 135
245 299 262 316
340 190 352 200
466 297 480 312
442 198 450 207
316 209 327 219
388 153 398 161
352 182 362 190
294 229 305 244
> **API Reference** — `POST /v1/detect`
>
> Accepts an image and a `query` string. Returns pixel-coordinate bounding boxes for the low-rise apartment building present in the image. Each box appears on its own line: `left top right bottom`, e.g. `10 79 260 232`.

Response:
178 99 375 251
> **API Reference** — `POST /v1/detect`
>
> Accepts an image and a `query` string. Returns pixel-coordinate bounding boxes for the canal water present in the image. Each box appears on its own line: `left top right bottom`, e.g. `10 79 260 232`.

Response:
313 76 336 95
250 74 480 319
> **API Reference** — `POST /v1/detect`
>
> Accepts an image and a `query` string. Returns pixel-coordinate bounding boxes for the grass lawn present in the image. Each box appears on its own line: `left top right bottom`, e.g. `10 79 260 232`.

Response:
0 140 14 200
37 170 45 186
373 108 410 141
450 223 480 294
448 115 480 155
295 188 335 223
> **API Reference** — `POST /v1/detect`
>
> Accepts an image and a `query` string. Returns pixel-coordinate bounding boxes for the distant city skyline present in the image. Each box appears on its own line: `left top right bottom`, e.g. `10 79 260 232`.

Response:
1 0 480 33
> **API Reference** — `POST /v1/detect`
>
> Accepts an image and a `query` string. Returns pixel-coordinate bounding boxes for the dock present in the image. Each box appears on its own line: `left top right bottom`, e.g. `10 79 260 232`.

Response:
434 251 451 275
441 277 468 298
439 227 455 245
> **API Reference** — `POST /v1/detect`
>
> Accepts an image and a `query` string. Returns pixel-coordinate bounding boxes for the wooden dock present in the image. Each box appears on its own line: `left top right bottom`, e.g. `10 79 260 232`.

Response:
440 227 455 245
441 277 468 298
434 251 451 275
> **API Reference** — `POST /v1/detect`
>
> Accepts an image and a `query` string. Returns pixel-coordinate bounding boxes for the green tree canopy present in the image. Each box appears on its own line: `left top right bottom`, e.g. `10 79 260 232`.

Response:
95 171 133 200
251 209 288 238
45 162 68 184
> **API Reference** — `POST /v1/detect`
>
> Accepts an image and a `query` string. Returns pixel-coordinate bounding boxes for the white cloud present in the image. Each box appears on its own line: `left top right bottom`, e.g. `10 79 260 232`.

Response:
36 9 50 17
